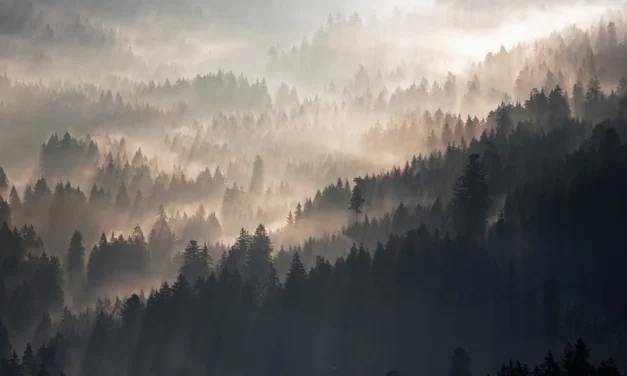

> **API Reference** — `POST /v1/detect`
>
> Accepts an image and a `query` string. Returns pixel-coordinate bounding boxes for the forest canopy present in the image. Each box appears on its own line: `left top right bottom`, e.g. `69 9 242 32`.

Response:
1 0 627 375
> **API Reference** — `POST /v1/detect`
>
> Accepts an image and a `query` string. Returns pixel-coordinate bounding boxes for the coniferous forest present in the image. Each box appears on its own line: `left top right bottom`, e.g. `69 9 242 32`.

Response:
2 0 627 375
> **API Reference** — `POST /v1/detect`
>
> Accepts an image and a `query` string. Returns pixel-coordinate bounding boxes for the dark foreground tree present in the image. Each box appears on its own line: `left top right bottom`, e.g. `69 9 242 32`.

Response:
452 153 489 244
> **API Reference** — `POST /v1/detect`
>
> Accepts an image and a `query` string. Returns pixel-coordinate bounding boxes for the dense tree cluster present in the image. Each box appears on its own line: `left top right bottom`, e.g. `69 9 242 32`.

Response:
2 2 627 376
3 96 627 374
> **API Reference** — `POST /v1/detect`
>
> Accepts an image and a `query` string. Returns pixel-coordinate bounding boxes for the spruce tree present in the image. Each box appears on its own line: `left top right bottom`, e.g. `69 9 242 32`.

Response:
249 155 265 198
284 252 306 309
179 240 211 282
21 343 36 376
452 154 489 244
0 167 7 194
349 179 365 224
245 225 273 296
294 202 303 224
449 347 472 376
0 320 10 358
67 230 85 290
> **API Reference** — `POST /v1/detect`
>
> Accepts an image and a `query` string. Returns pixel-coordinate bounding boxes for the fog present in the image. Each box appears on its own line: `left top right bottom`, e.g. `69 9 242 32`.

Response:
0 0 623 266
2 0 627 375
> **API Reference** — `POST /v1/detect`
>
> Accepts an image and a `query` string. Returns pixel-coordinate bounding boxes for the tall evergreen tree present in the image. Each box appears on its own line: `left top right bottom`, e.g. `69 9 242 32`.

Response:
539 350 561 376
0 198 10 227
349 179 365 224
449 347 472 376
0 167 7 194
179 240 211 282
284 252 306 309
8 186 21 224
294 202 304 224
249 155 265 198
148 206 175 268
67 230 85 291
21 343 36 376
245 225 273 298
452 153 490 244
115 184 131 211
0 320 11 359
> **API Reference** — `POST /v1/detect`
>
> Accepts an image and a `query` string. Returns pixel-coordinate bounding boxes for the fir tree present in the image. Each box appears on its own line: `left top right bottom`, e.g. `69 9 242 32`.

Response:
452 154 489 244
349 179 365 224
67 230 85 290
179 240 211 282
284 252 306 309
0 167 7 194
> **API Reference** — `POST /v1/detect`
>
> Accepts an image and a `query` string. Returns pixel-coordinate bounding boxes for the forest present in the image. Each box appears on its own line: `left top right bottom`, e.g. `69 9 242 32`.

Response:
1 0 627 375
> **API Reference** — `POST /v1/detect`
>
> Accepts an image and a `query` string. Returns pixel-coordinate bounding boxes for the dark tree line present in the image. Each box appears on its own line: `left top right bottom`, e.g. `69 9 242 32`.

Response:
1 108 627 375
2 7 627 376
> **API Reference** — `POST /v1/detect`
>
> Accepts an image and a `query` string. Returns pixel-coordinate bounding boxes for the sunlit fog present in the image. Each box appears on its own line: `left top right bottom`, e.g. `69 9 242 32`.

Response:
2 0 627 375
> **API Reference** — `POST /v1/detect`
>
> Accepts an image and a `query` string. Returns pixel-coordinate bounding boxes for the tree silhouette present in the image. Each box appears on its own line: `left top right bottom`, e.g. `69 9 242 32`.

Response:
0 167 7 194
452 153 489 244
349 179 365 224
449 347 472 376
67 230 85 291
179 240 211 283
0 321 10 359
284 252 306 309
249 155 265 198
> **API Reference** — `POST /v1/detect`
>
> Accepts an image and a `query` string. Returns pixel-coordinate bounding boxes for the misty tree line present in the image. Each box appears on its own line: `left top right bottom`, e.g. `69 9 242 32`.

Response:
3 3 627 376
4 130 283 250
4 30 627 374
280 76 622 240
7 11 625 162
1 84 627 375
4 13 626 199
269 16 627 112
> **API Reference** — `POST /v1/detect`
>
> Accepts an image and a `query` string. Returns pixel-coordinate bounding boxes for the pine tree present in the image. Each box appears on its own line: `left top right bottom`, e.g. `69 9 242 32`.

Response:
449 347 472 376
596 359 619 376
0 199 9 227
349 179 365 224
115 184 131 211
82 311 114 376
571 339 593 376
561 340 593 376
294 202 304 224
538 350 561 376
245 225 273 293
67 230 85 290
249 155 265 198
21 343 36 376
32 312 51 347
617 77 627 96
230 229 252 273
452 154 490 244
148 206 174 266
496 106 513 134
0 167 7 194
584 76 602 120
8 186 21 223
284 252 306 309
179 240 211 282
572 81 585 119
0 320 10 358
7 351 20 375
548 86 570 120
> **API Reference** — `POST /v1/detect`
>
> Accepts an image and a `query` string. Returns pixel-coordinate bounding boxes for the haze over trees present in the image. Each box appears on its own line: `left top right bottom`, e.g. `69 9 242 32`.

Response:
1 0 627 375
